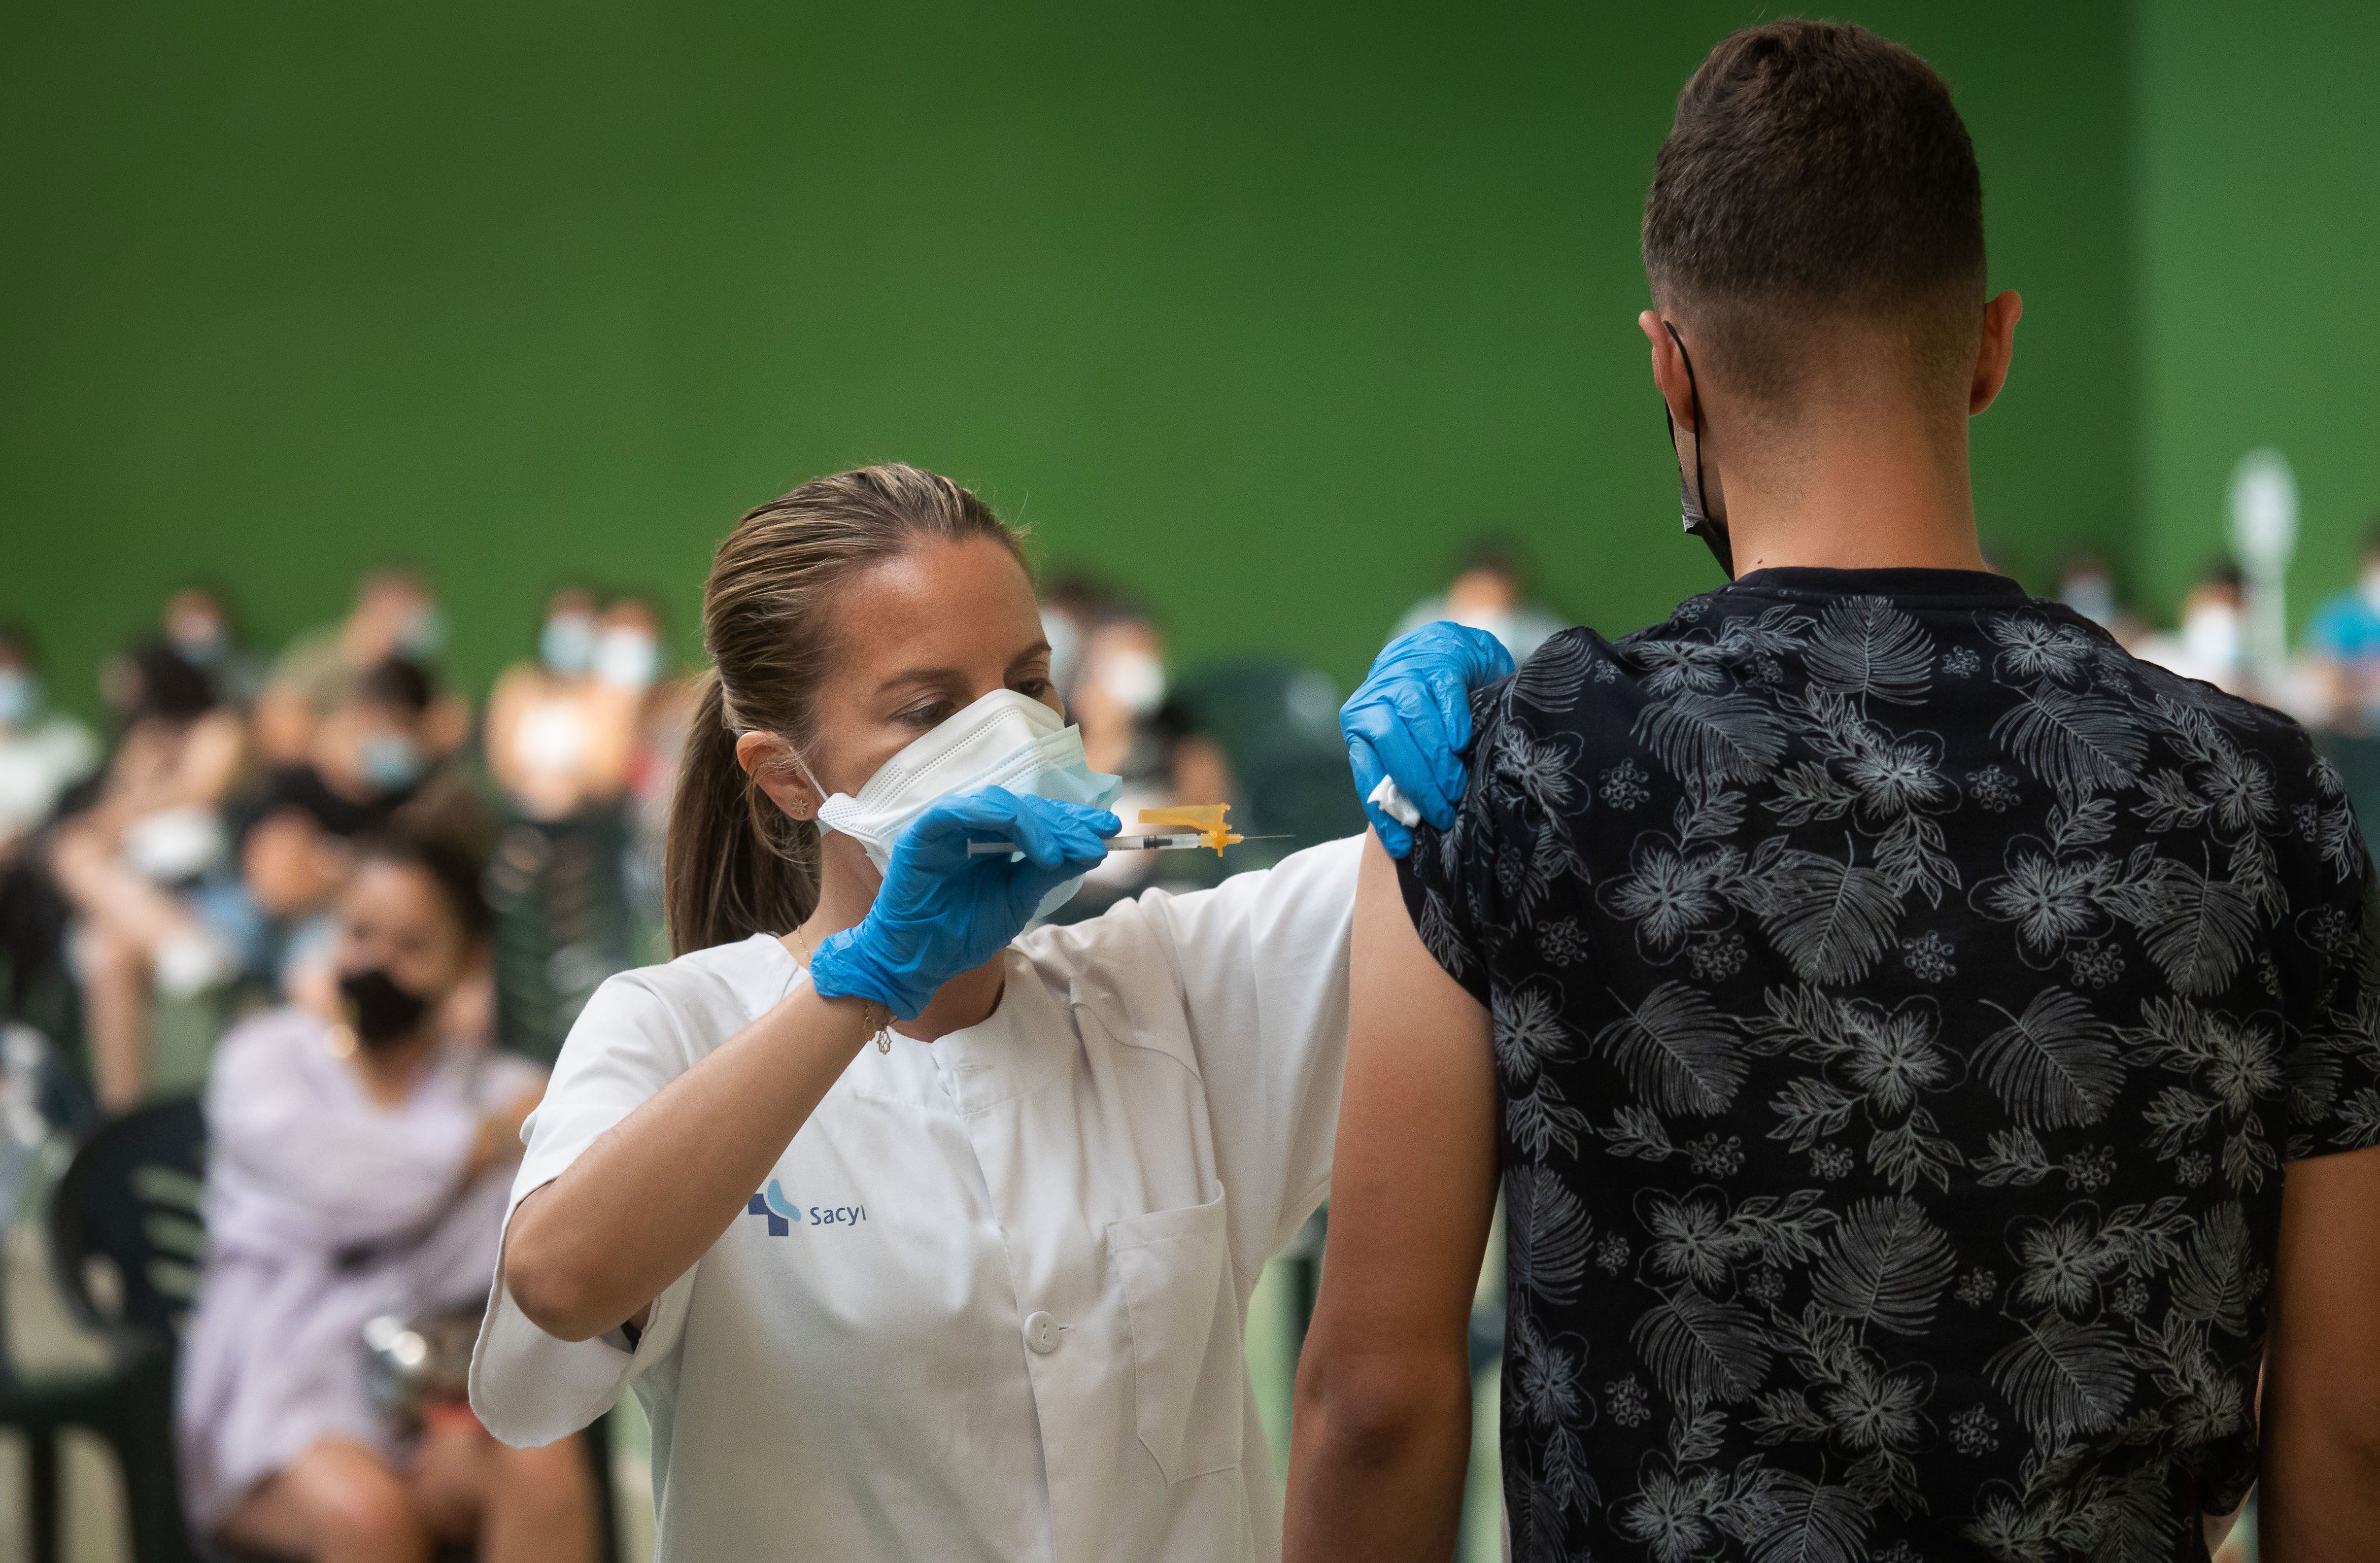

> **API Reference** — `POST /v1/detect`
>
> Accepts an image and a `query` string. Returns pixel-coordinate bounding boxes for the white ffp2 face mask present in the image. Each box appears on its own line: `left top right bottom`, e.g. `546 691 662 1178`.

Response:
797 688 1122 919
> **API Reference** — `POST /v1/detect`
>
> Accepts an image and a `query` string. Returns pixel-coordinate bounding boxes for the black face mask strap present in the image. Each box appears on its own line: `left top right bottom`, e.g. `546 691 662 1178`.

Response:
1662 320 1734 579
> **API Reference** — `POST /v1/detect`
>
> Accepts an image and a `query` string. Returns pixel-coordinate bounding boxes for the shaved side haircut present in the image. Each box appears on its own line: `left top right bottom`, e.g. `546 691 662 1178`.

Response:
1643 20 1988 413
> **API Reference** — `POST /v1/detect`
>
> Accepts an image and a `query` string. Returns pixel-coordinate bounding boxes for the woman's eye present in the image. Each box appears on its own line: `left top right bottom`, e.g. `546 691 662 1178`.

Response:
1011 678 1052 700
899 701 952 728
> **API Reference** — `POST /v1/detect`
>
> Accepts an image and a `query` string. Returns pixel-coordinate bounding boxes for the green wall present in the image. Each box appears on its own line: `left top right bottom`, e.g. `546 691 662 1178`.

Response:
2135 0 2380 629
1 3 2136 714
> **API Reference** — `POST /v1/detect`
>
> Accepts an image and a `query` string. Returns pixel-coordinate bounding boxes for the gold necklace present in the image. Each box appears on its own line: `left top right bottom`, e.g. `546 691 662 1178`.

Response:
790 922 893 1054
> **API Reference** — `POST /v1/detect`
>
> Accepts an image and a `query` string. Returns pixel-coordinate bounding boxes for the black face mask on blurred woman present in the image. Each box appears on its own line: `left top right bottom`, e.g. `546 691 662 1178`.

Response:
339 967 433 1049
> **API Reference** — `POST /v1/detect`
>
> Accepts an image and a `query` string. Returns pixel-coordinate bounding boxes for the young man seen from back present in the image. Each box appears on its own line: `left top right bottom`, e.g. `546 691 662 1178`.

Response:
1289 21 2380 1562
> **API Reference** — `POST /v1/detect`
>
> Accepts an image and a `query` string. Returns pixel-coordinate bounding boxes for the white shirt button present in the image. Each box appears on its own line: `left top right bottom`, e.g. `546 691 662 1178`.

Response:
1023 1310 1061 1355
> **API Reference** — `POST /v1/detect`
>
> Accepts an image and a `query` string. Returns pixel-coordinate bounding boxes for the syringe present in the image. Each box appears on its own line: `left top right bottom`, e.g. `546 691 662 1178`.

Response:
969 833 1215 856
965 803 1281 858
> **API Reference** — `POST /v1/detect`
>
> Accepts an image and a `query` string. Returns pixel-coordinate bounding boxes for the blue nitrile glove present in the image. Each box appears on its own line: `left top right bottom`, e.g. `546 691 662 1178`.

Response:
1341 622 1516 858
808 787 1117 1020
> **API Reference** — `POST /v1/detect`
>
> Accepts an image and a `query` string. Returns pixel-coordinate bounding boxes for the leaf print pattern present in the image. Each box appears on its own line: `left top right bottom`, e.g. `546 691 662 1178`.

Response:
1594 982 1749 1116
1742 840 1904 984
1804 597 1935 707
1807 1197 1957 1335
1396 570 2380 1557
1972 989 2123 1128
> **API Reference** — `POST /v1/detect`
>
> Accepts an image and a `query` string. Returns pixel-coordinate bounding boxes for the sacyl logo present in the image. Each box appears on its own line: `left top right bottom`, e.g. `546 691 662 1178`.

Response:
745 1178 869 1236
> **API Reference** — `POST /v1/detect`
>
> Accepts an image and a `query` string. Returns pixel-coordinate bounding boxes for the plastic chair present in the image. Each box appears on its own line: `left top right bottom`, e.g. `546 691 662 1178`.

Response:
11 1094 210 1563
486 808 637 1066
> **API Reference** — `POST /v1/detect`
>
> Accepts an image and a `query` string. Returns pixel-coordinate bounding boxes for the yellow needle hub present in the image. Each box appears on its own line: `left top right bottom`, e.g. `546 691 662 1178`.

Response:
1137 804 1243 855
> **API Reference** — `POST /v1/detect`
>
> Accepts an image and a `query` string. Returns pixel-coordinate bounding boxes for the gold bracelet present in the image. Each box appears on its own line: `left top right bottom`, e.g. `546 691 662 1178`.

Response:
790 924 894 1054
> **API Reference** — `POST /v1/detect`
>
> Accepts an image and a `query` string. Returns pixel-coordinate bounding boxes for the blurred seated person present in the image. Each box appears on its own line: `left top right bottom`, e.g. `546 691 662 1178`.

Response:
47 645 247 1107
2135 563 2249 696
230 772 368 1013
280 656 442 838
1070 600 1168 779
1065 603 1174 902
1060 609 1253 916
257 569 468 766
163 582 269 708
2304 518 2380 730
485 589 636 822
1392 536 1566 665
602 597 693 938
1036 569 1122 706
0 625 99 862
592 594 664 705
177 787 593 1563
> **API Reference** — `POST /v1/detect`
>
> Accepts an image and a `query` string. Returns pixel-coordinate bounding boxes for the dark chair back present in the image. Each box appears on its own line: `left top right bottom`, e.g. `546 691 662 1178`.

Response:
486 807 636 1065
47 1094 207 1342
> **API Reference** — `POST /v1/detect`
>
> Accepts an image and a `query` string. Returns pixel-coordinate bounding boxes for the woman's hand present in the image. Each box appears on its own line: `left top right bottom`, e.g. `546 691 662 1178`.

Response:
1340 623 1514 858
809 788 1116 1020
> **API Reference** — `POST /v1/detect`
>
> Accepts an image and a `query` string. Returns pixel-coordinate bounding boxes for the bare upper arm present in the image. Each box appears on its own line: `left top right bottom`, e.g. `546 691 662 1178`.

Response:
1309 831 1498 1354
2260 1142 2380 1548
2268 1142 2380 1410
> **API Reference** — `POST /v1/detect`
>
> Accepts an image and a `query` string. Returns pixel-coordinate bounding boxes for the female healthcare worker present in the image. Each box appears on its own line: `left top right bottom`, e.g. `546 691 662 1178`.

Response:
469 464 1507 1562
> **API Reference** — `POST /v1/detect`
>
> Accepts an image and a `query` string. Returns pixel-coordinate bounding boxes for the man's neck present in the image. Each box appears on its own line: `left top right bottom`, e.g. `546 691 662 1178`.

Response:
1717 415 1989 577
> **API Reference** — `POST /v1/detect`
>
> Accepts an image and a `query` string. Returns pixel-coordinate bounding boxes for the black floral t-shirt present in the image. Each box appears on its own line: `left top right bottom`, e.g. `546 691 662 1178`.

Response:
1397 568 2380 1563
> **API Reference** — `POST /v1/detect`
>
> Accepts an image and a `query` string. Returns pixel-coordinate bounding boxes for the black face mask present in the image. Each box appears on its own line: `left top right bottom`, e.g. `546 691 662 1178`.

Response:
339 967 433 1049
1661 320 1735 579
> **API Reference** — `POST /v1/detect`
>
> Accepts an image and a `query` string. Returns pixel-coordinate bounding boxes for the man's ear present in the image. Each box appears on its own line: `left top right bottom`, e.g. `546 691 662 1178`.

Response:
1639 309 1699 431
736 731 819 821
1970 290 2023 415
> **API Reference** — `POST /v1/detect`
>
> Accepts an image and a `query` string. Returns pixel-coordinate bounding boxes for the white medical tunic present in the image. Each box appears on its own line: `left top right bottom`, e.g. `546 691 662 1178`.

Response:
470 837 1359 1563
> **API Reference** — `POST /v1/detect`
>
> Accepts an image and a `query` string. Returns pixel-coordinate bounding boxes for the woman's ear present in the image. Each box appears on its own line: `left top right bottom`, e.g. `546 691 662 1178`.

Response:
736 731 819 821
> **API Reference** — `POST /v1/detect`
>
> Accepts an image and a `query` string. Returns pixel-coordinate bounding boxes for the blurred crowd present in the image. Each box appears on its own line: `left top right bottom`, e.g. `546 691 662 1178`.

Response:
0 573 681 1114
1 526 2367 1555
15 526 2380 1119
0 562 1306 1556
0 550 1395 1133
2052 519 2380 734
12 527 2380 1123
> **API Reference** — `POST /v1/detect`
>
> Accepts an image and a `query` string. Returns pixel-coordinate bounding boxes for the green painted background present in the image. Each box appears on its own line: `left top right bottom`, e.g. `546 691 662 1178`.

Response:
0 0 2332 718
2134 0 2380 624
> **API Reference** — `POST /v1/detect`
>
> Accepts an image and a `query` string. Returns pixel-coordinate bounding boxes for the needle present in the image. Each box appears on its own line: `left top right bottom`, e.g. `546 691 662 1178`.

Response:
966 833 1293 856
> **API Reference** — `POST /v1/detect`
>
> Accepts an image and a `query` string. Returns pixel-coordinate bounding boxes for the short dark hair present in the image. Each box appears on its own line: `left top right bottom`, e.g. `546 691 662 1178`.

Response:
127 642 217 723
356 774 495 941
355 656 434 716
1643 20 1985 404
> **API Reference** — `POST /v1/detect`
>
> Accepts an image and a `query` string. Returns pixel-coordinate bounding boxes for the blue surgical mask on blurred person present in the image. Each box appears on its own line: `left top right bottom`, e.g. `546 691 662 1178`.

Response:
1098 649 1166 719
0 669 33 728
541 614 596 677
361 733 426 790
593 627 659 692
800 688 1122 920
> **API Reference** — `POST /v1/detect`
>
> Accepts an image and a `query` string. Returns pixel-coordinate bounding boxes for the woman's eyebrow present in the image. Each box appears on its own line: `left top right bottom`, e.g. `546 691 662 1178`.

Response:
872 666 965 696
1007 640 1053 670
